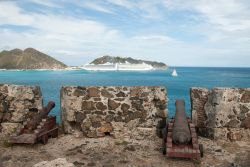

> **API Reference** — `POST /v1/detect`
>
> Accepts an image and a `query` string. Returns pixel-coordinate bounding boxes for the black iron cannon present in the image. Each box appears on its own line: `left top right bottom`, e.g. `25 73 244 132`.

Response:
172 100 191 144
162 99 203 160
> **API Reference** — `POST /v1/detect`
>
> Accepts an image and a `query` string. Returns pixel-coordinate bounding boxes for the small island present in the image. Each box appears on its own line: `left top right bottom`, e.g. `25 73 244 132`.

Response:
0 48 67 70
82 55 168 71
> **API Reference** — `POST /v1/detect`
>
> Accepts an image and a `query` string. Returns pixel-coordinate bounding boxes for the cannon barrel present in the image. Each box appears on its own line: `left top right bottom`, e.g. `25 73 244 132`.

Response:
25 101 55 132
172 100 191 144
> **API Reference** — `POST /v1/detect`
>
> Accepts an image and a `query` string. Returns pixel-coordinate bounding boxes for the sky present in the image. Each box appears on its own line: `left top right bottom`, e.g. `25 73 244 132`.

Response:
0 0 250 67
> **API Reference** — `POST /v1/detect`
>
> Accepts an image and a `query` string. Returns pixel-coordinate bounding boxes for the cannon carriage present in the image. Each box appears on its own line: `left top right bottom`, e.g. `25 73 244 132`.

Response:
9 101 58 144
163 100 203 159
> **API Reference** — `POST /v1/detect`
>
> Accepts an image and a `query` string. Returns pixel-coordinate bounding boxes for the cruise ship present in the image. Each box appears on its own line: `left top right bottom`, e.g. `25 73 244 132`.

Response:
81 62 154 71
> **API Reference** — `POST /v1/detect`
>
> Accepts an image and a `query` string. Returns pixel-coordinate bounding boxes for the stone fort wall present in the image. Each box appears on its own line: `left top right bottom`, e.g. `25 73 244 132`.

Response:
1 84 249 142
191 87 250 141
61 86 168 139
0 84 43 137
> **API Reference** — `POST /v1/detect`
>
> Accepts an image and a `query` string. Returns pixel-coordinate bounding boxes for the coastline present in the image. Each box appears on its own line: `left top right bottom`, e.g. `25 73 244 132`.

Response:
0 67 168 72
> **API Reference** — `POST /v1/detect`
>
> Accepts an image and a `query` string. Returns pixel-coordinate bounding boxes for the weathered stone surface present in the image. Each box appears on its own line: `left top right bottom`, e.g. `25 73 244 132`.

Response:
121 103 130 112
241 116 250 128
108 99 120 110
33 158 75 167
82 101 95 110
0 84 43 136
190 87 209 127
191 87 250 141
73 87 87 97
101 89 114 98
116 91 126 97
88 87 100 97
240 90 250 103
61 86 168 139
96 102 107 110
1 122 22 136
75 112 86 123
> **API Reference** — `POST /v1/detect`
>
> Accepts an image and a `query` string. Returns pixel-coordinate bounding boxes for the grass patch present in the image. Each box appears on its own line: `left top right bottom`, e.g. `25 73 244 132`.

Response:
115 140 130 146
2 140 13 148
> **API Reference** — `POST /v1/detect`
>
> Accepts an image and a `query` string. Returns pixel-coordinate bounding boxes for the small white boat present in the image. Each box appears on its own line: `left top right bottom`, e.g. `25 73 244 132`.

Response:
172 68 178 77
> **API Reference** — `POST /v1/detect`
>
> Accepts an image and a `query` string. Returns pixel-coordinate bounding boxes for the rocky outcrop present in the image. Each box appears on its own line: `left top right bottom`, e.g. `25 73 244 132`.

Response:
61 86 167 139
191 87 250 141
0 84 43 136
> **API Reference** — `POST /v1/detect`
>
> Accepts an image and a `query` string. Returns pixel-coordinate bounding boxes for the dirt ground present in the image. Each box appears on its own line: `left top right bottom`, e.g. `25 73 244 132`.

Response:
0 134 249 167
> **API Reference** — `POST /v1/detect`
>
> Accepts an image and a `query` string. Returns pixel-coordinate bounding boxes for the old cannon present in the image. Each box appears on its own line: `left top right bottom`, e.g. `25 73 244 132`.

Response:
162 99 203 159
9 101 58 144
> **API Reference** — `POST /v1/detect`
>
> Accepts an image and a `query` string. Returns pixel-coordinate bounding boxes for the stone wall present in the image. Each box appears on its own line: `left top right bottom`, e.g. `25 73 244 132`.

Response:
61 86 167 139
191 87 250 141
0 84 43 136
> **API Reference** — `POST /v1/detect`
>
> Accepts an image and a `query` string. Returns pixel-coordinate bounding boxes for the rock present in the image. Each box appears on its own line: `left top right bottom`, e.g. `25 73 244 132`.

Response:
73 87 87 97
33 158 75 167
101 89 114 98
121 103 130 112
108 99 120 110
116 91 126 97
96 102 107 111
227 131 242 141
240 104 249 114
131 100 143 110
130 87 141 97
124 144 136 151
82 101 95 110
105 115 114 122
81 120 92 131
1 122 22 136
98 123 113 133
88 87 100 97
75 112 86 123
226 119 240 128
240 90 250 103
241 117 250 128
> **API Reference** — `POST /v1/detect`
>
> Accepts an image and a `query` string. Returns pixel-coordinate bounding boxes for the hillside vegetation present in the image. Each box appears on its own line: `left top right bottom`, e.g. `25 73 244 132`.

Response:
0 48 67 69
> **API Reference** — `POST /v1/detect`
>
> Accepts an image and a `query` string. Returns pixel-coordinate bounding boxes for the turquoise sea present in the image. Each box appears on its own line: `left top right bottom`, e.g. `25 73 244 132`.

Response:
0 67 250 122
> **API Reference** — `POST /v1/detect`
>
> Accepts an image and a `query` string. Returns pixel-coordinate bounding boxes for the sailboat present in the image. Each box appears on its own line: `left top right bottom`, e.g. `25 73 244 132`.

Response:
172 68 178 77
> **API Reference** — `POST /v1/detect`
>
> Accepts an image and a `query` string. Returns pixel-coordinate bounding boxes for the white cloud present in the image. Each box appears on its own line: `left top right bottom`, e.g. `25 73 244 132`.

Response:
0 1 33 25
78 1 114 14
27 0 62 8
0 0 250 67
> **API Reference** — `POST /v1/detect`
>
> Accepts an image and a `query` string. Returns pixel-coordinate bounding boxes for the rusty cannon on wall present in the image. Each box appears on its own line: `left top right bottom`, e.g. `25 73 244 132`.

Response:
9 101 58 144
163 99 203 160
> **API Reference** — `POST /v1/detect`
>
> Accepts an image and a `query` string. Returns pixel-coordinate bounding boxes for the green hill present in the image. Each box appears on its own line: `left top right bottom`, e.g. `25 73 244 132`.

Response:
0 48 67 69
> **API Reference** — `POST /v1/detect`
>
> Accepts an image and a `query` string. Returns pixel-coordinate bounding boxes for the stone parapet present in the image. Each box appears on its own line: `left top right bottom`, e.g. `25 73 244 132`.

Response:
191 87 250 141
0 84 43 136
61 86 168 139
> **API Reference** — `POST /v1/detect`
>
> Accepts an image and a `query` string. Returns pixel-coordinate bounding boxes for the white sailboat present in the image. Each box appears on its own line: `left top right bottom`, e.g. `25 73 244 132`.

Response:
172 68 178 77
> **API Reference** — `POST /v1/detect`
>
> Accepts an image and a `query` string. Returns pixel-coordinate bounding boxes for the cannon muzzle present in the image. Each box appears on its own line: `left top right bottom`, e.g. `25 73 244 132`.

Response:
172 100 191 144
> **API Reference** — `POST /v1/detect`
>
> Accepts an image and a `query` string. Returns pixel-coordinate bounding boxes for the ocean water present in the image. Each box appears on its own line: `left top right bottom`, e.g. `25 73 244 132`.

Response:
0 67 249 122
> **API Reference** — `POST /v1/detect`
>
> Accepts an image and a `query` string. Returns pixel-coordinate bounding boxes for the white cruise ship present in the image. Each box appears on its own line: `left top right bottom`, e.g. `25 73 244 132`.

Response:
81 62 154 71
